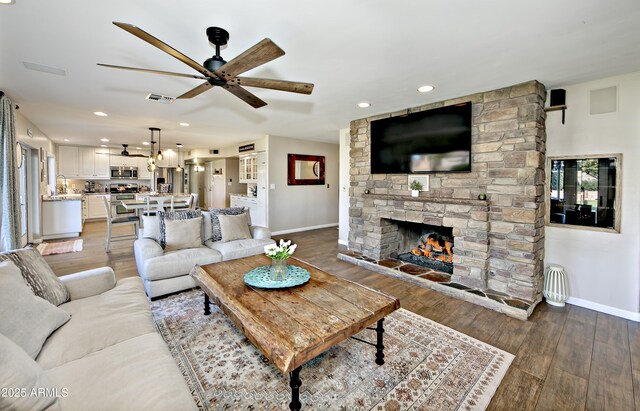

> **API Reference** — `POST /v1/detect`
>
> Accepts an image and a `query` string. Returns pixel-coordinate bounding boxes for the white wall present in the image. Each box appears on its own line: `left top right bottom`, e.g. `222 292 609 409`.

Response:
267 135 339 234
338 128 350 245
545 71 640 320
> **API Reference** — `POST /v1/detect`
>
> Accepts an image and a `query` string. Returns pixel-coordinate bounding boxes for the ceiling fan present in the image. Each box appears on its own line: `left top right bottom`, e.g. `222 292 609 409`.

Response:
98 22 314 108
119 144 148 158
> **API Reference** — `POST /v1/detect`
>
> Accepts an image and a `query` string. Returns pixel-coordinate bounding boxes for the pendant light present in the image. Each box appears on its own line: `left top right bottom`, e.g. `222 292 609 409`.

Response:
156 128 164 161
175 143 183 173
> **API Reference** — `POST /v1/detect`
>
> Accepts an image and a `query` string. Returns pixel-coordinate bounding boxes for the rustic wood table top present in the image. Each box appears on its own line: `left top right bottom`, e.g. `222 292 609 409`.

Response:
190 254 400 374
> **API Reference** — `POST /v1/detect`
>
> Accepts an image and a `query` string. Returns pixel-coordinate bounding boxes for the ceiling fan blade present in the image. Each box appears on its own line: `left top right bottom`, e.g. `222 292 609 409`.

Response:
234 77 314 95
112 21 215 78
176 81 214 99
215 38 285 80
97 63 208 80
223 84 267 108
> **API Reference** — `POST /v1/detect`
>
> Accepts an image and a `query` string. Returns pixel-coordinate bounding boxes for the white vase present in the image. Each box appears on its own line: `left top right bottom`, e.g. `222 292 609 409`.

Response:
543 264 568 307
411 190 419 197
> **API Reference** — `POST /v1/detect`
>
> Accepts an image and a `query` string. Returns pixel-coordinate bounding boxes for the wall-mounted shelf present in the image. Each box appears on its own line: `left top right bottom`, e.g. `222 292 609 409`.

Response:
544 104 567 124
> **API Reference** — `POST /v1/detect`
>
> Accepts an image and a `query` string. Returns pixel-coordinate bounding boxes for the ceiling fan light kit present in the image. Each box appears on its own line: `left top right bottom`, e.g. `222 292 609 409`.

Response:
99 22 314 109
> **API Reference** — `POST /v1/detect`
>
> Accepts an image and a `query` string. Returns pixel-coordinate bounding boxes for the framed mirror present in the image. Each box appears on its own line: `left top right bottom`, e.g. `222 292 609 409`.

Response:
287 154 325 185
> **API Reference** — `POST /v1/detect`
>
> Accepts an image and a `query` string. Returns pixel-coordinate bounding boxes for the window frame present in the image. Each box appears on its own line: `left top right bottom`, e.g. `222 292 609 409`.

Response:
545 153 622 233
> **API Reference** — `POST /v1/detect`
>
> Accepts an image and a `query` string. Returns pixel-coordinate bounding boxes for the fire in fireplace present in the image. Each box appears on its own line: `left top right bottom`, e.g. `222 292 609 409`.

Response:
389 220 454 274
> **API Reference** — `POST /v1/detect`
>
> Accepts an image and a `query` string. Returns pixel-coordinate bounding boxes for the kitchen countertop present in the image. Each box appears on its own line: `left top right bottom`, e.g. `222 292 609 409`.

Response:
230 194 258 198
42 194 84 201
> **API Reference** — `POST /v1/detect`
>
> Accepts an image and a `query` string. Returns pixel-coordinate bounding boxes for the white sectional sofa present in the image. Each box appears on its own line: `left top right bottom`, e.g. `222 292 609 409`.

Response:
0 252 197 411
134 209 275 298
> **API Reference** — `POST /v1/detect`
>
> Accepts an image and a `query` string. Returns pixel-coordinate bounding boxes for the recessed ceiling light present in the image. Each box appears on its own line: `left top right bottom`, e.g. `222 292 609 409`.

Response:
94 111 108 117
100 138 109 142
142 141 150 146
63 138 70 142
358 102 371 108
0 0 16 4
135 147 142 150
179 122 190 127
176 143 184 148
100 144 108 147
417 85 435 93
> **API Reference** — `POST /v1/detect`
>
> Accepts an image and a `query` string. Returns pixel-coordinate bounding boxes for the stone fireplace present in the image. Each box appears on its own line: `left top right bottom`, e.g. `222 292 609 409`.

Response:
340 80 547 319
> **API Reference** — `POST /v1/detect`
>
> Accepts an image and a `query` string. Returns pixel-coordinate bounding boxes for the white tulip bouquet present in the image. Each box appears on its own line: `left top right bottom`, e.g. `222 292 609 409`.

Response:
264 239 297 261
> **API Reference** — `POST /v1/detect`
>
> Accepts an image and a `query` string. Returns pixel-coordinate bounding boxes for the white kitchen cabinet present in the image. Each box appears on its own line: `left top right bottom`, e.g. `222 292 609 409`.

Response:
110 149 137 167
58 146 79 177
136 153 152 180
86 194 110 220
239 155 257 183
155 149 179 168
78 147 110 178
42 199 83 239
230 195 265 227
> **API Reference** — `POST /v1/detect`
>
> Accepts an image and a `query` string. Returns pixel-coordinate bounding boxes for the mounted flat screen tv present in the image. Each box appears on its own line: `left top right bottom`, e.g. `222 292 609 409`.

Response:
370 102 472 173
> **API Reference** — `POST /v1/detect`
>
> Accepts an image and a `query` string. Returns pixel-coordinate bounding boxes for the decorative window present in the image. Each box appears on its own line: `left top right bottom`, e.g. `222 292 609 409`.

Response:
546 154 621 232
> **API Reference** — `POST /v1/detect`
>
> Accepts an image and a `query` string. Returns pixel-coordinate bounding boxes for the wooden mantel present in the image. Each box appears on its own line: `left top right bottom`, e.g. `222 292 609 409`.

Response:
363 193 488 206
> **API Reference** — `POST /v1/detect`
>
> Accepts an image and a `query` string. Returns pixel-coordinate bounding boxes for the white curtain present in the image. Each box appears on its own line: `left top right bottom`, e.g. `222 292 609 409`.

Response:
0 94 21 251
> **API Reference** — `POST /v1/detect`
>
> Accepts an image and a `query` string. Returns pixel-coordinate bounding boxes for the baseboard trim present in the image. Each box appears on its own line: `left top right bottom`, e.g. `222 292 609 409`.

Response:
567 296 640 322
272 223 338 236
338 239 348 246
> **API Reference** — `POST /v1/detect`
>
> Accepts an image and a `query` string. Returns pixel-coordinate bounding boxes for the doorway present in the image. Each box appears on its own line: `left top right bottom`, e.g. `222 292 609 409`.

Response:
18 145 28 246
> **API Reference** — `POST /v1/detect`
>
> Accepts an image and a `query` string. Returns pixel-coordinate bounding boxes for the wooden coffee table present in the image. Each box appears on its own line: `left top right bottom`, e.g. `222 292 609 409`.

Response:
190 254 400 410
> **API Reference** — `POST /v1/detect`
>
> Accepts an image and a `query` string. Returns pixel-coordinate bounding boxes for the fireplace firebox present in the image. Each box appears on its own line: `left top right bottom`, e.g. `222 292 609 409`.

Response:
389 220 454 274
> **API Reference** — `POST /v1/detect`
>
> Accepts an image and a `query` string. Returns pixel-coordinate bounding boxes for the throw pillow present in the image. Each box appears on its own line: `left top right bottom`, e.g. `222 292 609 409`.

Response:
0 333 59 410
141 215 161 243
157 209 202 249
218 213 252 243
0 261 70 359
0 246 70 306
164 217 204 251
208 207 246 242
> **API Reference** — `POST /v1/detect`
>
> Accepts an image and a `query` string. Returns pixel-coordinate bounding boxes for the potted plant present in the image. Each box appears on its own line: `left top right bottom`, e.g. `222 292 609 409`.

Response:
409 180 423 197
264 240 297 281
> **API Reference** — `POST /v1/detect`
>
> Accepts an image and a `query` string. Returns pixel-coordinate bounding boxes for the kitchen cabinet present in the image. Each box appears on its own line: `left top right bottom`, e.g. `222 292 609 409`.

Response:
110 149 138 167
58 146 109 179
230 194 265 227
79 147 110 178
239 154 257 183
86 194 110 220
155 149 180 168
42 199 83 239
58 146 79 177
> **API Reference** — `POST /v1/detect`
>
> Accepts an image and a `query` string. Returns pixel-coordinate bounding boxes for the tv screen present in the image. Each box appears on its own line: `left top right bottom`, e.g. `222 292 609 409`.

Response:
370 102 472 174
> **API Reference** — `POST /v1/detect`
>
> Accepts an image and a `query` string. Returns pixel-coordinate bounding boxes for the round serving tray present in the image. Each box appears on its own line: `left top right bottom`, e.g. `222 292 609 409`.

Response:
243 265 310 289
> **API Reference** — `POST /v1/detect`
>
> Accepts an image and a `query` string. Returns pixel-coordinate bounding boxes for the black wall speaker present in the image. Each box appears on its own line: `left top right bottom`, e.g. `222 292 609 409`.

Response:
550 89 566 106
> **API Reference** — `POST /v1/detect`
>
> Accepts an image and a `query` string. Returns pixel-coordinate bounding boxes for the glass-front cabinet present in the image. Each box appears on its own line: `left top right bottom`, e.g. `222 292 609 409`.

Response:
239 154 258 183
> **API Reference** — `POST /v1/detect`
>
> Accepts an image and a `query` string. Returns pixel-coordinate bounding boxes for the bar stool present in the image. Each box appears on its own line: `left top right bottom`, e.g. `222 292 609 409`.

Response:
102 196 139 253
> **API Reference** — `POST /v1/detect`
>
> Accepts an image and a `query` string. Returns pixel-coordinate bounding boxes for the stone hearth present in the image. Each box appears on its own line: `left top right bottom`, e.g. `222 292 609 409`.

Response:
346 80 547 319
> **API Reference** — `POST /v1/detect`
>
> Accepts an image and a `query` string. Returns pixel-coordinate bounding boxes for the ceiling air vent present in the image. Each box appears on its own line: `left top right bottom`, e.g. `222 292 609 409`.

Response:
209 149 219 155
145 93 175 104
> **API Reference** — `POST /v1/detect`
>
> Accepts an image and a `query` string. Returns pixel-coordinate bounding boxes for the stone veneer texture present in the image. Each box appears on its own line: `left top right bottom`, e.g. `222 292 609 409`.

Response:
348 80 547 304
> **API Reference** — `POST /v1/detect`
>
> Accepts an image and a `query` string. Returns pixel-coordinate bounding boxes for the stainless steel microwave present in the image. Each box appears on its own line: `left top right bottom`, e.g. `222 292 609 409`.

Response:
110 166 138 179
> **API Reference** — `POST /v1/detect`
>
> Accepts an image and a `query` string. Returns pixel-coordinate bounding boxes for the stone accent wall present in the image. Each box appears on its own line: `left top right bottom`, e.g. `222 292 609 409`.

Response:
348 80 547 302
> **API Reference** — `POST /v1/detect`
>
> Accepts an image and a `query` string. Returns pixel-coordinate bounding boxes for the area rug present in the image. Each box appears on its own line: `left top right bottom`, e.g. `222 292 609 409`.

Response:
151 289 514 410
36 239 83 256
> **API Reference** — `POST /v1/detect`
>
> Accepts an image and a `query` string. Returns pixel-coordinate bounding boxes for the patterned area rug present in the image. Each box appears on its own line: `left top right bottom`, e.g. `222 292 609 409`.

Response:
36 239 83 256
151 289 514 410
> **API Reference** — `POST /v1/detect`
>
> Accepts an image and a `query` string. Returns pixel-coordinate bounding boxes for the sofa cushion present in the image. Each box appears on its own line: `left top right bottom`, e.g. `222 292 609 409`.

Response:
208 207 246 241
36 277 156 370
206 238 276 261
158 209 202 249
218 213 252 243
44 333 197 411
0 261 70 359
0 333 59 411
0 246 70 305
141 215 161 242
142 247 222 281
164 217 203 251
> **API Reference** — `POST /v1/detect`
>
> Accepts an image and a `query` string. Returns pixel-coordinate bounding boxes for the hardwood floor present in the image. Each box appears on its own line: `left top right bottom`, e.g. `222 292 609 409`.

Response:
44 222 639 410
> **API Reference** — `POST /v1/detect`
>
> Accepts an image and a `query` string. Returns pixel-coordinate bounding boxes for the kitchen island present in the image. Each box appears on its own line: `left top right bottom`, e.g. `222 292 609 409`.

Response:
42 195 83 240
